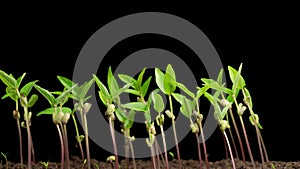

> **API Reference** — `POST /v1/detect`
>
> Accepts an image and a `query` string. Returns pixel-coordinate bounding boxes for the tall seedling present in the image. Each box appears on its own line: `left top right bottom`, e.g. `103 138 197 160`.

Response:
34 83 77 169
155 64 182 169
55 76 94 169
0 70 38 169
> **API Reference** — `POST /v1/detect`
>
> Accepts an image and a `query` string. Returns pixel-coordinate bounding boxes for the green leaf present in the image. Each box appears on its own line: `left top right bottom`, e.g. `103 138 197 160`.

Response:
196 86 209 99
57 75 74 89
93 74 111 105
155 68 166 93
115 108 127 123
77 78 94 101
141 76 152 98
164 66 176 95
175 82 195 98
27 94 38 108
124 110 136 130
16 73 26 88
243 87 253 108
118 74 137 87
0 70 17 88
123 102 148 112
20 80 38 96
34 84 56 106
217 68 224 85
112 83 131 99
55 84 78 105
136 68 146 91
219 102 231 120
180 97 194 118
37 107 72 116
107 66 120 96
228 63 245 94
2 87 18 101
152 92 164 113
124 89 140 96
171 93 185 105
201 78 231 95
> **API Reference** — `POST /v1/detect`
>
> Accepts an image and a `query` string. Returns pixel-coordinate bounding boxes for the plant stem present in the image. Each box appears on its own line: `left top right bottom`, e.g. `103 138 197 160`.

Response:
109 117 119 169
255 125 265 167
259 130 269 162
228 126 239 159
229 108 245 162
223 131 236 169
15 101 23 169
129 137 136 169
16 119 23 168
160 125 169 169
150 144 157 169
72 114 84 161
195 133 203 169
26 122 31 169
222 132 229 160
168 94 182 169
239 116 256 169
199 121 210 169
30 134 35 163
83 114 91 169
56 124 64 169
63 124 70 169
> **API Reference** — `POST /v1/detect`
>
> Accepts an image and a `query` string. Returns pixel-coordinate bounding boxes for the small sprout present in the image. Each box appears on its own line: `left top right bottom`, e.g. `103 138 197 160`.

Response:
93 163 100 169
40 161 49 169
106 155 115 163
1 152 8 169
168 152 175 160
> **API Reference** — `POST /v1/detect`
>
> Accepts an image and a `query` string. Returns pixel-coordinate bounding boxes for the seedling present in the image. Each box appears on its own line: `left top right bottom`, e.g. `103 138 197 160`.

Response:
0 152 8 169
56 75 95 169
155 64 182 169
173 81 210 169
0 70 38 169
34 83 77 169
40 161 49 169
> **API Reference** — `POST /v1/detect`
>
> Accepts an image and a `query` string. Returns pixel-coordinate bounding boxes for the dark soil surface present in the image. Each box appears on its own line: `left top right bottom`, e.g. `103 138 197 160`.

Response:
1 156 299 169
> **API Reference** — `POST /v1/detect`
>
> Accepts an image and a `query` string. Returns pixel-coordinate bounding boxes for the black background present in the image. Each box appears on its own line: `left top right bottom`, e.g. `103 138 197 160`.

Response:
0 3 299 164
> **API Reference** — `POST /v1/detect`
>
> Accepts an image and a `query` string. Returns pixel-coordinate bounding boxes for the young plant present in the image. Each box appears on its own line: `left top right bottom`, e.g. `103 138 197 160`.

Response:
34 83 77 169
56 75 95 169
151 90 169 169
0 152 8 169
94 67 132 169
204 90 236 169
118 67 153 169
173 81 211 169
40 161 49 169
0 70 38 169
201 68 246 162
229 64 269 165
155 64 182 169
227 64 257 168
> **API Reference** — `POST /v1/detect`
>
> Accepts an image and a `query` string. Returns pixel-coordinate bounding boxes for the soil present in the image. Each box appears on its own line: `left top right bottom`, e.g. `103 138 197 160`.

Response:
1 156 299 169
